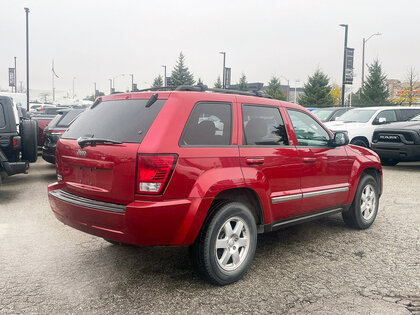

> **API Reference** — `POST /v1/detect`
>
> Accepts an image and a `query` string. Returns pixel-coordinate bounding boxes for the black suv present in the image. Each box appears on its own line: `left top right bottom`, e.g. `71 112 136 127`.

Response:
42 108 85 164
0 96 38 184
371 114 420 166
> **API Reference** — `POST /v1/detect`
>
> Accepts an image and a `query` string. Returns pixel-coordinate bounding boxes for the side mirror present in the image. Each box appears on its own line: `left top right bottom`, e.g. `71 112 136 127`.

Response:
330 131 349 147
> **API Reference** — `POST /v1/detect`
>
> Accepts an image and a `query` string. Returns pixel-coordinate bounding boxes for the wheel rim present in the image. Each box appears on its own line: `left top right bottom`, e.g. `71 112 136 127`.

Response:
360 184 376 220
215 216 250 271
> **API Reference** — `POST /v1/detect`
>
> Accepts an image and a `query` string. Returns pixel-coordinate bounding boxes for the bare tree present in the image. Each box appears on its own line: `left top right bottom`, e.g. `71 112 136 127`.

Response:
406 67 420 106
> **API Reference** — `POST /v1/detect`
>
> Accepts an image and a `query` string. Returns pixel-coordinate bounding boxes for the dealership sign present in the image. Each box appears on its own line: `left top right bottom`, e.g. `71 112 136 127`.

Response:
396 90 420 95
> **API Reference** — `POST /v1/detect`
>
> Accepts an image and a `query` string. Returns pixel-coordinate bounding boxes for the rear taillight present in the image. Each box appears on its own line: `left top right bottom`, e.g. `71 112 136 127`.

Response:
12 138 17 146
136 154 177 194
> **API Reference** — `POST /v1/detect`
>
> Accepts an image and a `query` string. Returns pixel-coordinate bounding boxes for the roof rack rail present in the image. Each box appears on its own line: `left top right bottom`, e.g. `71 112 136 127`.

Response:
175 84 272 98
132 86 177 92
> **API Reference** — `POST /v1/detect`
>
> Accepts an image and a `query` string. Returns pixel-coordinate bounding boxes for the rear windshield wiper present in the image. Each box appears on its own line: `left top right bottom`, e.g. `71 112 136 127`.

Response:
77 137 122 148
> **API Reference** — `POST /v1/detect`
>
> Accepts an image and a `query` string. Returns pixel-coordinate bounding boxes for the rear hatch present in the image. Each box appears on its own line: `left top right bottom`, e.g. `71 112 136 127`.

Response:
57 97 166 204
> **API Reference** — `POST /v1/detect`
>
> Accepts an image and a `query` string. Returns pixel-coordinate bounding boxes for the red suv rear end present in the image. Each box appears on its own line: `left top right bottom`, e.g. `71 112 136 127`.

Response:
48 88 382 285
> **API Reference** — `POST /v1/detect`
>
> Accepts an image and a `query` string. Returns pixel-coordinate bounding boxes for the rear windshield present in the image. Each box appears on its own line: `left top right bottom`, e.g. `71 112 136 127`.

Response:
62 99 166 143
57 109 84 127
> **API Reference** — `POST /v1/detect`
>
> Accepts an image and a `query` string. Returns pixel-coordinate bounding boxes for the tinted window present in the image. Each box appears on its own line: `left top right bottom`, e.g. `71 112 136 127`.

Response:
57 109 84 127
400 109 420 121
47 114 62 128
181 102 231 146
63 99 166 143
0 103 6 128
287 109 330 146
374 110 397 124
242 105 288 145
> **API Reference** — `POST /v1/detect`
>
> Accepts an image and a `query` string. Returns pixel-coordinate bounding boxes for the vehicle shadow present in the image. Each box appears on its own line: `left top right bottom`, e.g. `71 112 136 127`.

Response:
70 215 347 289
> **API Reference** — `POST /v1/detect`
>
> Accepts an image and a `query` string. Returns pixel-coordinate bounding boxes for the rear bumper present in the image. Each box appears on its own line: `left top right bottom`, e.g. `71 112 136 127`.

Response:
48 183 209 246
371 143 420 161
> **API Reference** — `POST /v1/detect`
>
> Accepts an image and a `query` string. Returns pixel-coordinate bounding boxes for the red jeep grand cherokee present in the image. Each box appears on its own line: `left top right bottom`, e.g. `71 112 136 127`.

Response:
48 86 382 285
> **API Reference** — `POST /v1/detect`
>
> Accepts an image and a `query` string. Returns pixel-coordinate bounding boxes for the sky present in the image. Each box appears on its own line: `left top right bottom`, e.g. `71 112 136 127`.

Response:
1 0 419 100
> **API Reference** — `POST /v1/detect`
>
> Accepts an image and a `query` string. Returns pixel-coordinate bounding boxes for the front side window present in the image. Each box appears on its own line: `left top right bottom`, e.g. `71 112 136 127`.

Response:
242 105 288 145
287 109 330 146
180 102 232 146
374 110 397 124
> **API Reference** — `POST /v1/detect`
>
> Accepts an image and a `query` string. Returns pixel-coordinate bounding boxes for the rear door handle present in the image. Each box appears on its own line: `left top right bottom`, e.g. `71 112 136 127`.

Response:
303 157 317 163
246 158 264 165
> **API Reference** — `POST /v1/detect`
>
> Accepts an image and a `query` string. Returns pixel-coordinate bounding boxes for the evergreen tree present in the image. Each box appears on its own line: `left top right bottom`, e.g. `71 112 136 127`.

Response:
152 75 163 88
214 76 222 88
265 77 286 100
360 59 389 105
298 70 334 107
238 73 248 91
170 52 195 87
197 78 203 85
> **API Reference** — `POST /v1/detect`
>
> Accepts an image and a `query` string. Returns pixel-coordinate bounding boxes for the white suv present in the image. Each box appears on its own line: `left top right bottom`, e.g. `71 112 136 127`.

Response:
324 106 420 147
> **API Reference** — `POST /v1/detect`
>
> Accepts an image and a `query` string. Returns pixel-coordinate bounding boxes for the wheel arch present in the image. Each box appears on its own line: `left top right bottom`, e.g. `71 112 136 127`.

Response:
350 136 370 147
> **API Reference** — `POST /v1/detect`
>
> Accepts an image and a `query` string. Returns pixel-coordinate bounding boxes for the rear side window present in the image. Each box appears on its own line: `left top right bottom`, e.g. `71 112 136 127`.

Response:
0 103 6 128
242 105 288 145
63 99 166 143
400 109 420 121
180 102 232 146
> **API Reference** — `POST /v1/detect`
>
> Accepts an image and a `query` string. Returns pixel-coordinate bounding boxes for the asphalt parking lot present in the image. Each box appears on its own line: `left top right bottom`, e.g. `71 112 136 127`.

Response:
0 159 419 314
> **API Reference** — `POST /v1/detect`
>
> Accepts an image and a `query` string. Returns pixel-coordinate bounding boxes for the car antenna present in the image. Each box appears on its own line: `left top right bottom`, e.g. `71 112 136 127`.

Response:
145 93 158 108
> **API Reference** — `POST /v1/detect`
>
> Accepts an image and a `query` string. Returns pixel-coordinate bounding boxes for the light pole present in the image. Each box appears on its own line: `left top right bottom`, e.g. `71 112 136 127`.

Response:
219 52 226 89
294 79 300 104
24 7 30 110
112 74 125 91
14 57 17 93
162 65 167 86
93 82 96 99
109 79 112 94
279 75 290 101
72 77 76 99
339 24 348 107
361 32 381 92
129 74 134 91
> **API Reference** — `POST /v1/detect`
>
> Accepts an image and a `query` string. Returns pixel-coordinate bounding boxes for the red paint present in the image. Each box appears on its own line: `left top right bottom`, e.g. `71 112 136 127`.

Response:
48 91 382 246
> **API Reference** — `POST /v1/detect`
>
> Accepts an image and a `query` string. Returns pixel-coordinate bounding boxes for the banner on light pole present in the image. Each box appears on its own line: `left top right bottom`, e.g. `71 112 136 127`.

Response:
344 48 354 85
225 68 231 87
9 68 16 87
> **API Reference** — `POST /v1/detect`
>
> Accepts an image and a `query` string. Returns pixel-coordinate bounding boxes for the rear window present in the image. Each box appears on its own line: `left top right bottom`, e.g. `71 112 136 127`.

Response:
56 109 84 127
62 99 166 143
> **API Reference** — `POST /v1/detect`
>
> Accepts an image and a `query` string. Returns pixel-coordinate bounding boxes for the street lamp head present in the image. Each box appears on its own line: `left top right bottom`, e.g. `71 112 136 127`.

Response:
24 7 30 12
339 24 348 27
219 51 225 55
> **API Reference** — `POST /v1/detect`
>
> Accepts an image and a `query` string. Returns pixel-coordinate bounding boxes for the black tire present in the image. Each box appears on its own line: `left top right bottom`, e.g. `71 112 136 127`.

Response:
350 138 369 148
20 119 38 163
381 158 399 166
342 174 379 229
190 202 257 286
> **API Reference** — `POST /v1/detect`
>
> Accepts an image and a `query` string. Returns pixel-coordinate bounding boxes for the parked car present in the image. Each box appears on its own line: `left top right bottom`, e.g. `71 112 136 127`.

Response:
312 107 352 122
371 114 420 166
0 96 37 185
324 106 420 147
42 108 85 164
48 86 382 285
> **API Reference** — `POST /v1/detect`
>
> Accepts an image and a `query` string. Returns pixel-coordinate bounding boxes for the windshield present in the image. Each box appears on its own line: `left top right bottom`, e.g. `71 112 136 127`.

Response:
62 99 166 143
411 114 420 121
337 109 376 123
312 109 335 122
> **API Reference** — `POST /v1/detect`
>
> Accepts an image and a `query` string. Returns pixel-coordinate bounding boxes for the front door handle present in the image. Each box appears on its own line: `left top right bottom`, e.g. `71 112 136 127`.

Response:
246 158 264 165
303 157 317 163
